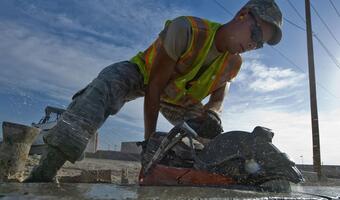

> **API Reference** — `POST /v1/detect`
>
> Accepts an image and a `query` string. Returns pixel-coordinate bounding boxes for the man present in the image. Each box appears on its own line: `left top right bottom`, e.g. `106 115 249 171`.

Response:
25 0 282 182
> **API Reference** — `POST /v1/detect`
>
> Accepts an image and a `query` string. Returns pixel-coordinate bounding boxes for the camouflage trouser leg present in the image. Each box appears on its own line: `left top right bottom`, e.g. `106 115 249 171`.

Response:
44 61 145 162
159 102 205 126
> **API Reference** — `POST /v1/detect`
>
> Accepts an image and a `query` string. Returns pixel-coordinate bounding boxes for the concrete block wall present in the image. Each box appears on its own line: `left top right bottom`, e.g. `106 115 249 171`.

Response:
297 164 340 179
120 141 142 154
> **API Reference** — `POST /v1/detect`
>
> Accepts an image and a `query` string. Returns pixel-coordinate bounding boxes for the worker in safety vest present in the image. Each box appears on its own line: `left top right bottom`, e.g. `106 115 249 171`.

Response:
25 0 282 182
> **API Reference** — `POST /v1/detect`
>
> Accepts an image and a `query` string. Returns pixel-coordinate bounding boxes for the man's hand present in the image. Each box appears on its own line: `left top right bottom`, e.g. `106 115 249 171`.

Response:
186 109 224 139
144 42 177 140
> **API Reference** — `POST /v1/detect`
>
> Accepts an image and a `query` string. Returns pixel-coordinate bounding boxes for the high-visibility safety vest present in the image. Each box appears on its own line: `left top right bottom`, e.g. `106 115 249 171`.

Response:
131 16 241 106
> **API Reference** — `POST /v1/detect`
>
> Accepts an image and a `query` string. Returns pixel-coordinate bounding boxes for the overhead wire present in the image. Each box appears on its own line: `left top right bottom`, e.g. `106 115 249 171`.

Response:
310 2 340 48
283 17 306 31
213 0 339 99
282 2 340 98
313 34 340 70
285 1 340 70
269 46 305 74
270 46 339 99
287 0 306 23
328 0 340 18
213 0 234 17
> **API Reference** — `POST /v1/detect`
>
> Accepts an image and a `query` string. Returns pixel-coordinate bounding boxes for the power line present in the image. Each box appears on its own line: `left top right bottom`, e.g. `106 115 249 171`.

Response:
283 4 340 97
286 0 306 23
328 0 340 18
313 34 340 70
213 0 233 17
284 17 306 31
271 46 340 99
284 17 340 70
316 81 340 99
310 2 340 48
270 46 305 74
284 1 340 69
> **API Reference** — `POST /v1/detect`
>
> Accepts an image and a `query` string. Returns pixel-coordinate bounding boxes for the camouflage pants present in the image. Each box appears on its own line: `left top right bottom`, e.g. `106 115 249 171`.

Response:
44 61 205 162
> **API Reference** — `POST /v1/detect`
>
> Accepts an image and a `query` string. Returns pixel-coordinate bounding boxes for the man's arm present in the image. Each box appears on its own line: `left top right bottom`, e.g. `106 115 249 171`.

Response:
204 82 230 113
144 44 177 140
204 54 242 113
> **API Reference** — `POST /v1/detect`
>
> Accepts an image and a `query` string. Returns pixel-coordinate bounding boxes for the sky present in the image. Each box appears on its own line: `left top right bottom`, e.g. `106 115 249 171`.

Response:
0 0 339 165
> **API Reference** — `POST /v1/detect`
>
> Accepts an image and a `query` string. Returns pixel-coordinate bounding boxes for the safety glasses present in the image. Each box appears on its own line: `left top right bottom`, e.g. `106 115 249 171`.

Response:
249 12 264 49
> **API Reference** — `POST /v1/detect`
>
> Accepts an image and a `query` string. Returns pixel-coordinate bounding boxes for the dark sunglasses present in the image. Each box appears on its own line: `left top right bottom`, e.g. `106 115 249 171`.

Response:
249 12 264 49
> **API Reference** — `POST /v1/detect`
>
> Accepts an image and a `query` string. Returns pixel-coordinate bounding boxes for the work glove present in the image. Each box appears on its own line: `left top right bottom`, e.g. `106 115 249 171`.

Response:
186 110 224 139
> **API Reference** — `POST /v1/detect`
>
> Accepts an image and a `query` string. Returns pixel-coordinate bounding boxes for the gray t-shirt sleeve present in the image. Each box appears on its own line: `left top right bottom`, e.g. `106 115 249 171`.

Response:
159 16 192 61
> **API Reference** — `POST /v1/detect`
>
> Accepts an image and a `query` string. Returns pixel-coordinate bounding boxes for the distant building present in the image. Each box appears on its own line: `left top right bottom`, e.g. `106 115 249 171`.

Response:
120 141 142 154
85 131 98 153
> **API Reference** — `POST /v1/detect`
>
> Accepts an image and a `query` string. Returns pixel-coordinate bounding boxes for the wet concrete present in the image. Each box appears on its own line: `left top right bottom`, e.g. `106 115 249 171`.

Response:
0 183 340 200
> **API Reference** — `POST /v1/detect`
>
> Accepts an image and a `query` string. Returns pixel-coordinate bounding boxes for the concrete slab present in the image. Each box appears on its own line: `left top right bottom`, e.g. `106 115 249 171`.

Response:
0 183 339 200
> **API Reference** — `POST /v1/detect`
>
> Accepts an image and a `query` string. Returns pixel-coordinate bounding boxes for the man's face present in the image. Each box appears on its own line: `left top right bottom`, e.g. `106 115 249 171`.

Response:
223 9 275 54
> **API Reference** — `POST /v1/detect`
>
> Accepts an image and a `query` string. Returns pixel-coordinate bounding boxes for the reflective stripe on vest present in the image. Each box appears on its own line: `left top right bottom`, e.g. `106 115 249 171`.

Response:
131 16 233 106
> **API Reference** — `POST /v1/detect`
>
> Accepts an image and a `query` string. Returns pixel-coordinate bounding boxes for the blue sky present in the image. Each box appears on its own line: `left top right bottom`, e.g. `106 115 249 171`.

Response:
0 0 339 165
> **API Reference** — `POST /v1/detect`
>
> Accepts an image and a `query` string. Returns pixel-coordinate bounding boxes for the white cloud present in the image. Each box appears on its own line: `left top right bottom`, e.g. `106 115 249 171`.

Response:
0 1 188 101
0 21 112 100
236 59 306 93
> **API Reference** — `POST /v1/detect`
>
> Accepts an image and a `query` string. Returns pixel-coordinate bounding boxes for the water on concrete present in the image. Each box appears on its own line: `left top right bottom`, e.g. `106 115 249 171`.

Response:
1 183 340 200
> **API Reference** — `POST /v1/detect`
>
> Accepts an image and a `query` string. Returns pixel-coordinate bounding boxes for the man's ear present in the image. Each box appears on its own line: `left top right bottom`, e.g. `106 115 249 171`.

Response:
235 8 251 21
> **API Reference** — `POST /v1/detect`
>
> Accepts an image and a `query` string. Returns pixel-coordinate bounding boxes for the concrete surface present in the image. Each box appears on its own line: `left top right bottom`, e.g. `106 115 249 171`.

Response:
0 183 340 200
1 156 340 199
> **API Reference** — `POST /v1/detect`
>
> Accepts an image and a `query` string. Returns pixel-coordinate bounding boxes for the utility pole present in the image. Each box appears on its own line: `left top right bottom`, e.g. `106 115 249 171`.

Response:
305 0 322 180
